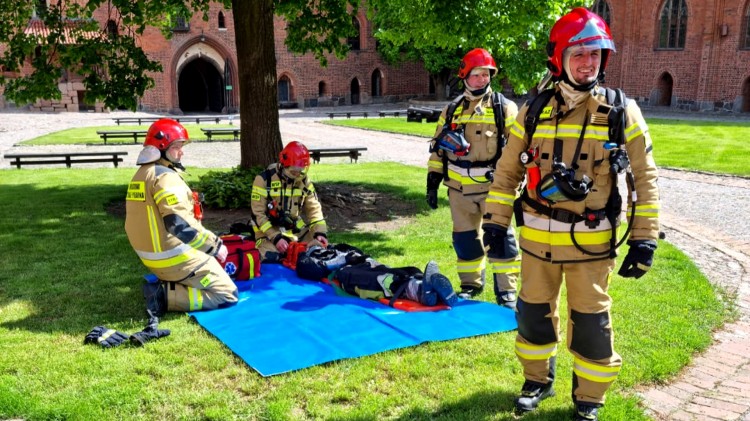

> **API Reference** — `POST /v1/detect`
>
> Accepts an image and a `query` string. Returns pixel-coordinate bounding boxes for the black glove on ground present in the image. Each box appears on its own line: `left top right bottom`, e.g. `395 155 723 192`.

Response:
130 312 171 347
426 172 443 210
84 326 130 348
618 239 657 279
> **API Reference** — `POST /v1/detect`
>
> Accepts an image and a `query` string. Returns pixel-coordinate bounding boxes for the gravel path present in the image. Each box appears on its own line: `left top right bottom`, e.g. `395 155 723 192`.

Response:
2 106 750 419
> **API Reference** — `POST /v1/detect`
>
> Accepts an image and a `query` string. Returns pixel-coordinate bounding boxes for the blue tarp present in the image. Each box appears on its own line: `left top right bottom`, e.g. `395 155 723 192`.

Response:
190 264 517 376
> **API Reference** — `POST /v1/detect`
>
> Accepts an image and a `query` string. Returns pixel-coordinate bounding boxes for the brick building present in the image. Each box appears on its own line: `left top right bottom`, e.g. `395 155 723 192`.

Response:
595 0 750 112
3 1 750 113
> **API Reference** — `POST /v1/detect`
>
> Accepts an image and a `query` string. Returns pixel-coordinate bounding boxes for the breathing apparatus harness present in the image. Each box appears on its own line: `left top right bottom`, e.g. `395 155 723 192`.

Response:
518 86 636 258
430 92 507 183
256 167 310 235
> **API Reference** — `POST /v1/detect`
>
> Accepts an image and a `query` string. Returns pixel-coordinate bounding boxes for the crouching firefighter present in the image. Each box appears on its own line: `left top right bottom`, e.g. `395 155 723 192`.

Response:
426 47 520 308
250 141 328 262
125 119 239 317
482 8 660 421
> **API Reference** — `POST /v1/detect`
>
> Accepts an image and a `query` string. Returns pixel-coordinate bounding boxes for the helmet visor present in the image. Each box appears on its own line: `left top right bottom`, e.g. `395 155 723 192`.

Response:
284 165 309 179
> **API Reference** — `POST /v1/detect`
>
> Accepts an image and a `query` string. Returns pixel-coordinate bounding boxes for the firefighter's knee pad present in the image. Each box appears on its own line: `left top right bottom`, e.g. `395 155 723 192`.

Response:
516 298 557 344
452 230 484 261
570 310 613 360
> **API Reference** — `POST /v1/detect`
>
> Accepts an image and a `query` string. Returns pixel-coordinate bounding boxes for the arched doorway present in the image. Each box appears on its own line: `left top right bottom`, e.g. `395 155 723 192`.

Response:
742 77 750 113
178 58 224 113
278 75 291 102
350 78 360 105
371 69 382 98
657 72 673 106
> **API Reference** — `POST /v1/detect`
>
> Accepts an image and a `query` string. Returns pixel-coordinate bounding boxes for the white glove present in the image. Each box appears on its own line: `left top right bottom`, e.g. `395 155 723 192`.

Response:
215 244 228 263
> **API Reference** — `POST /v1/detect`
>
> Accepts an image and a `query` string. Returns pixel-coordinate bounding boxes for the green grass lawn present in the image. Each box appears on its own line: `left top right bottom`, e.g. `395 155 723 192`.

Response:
21 124 237 145
324 117 750 177
0 163 728 420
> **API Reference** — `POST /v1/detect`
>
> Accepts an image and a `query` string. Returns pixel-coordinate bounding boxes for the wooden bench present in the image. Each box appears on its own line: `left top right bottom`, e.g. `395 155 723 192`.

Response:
378 110 407 118
327 111 369 119
308 147 367 164
113 115 239 125
201 128 240 141
4 151 128 169
96 130 147 145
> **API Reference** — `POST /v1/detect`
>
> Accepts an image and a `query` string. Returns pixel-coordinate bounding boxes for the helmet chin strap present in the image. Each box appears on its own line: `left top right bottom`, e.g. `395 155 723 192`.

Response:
466 83 490 97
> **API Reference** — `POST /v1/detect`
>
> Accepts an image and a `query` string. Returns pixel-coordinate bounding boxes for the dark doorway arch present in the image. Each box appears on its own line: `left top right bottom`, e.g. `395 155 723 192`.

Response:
278 75 291 102
743 77 750 112
371 69 382 97
350 78 360 105
657 72 673 106
178 58 224 113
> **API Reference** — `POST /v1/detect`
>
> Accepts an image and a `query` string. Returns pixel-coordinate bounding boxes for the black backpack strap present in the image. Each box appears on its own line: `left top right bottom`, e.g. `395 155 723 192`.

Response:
523 88 556 142
492 91 507 147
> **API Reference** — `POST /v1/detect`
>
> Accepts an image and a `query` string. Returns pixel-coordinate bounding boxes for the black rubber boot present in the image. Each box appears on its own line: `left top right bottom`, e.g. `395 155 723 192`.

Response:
514 380 555 412
496 290 517 310
142 281 167 318
574 403 599 421
423 261 457 306
457 285 484 299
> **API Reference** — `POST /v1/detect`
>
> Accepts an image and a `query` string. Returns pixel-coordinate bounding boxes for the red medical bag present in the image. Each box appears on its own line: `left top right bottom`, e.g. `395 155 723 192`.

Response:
218 234 261 281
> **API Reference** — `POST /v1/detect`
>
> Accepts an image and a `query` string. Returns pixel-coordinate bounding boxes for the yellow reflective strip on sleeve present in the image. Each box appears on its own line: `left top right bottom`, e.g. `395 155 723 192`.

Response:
625 122 643 142
146 205 161 253
309 218 325 226
188 231 208 249
295 219 305 230
428 160 443 170
487 191 515 206
259 221 273 232
153 188 175 204
585 126 609 141
98 329 116 343
490 260 521 274
510 120 525 138
505 115 515 126
627 203 660 218
126 181 146 201
252 186 266 195
187 286 203 311
307 184 316 192
520 226 612 246
573 357 620 383
515 341 558 360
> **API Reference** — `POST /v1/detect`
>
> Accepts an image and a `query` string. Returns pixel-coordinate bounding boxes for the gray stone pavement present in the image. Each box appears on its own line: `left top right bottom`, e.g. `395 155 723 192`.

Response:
2 105 750 419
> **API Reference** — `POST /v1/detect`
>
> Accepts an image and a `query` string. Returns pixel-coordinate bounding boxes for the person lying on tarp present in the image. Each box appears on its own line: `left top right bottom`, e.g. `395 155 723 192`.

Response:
296 244 458 308
250 141 328 263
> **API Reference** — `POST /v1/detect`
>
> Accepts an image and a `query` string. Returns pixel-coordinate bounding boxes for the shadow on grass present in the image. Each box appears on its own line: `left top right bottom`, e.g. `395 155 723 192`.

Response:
326 389 574 420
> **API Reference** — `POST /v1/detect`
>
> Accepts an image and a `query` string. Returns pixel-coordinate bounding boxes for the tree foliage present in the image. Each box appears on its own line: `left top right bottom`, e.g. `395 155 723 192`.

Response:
368 0 592 95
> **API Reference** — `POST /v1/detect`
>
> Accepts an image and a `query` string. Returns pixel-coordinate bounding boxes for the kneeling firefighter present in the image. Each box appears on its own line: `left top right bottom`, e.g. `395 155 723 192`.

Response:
426 47 520 308
250 141 328 262
125 119 239 318
482 8 660 420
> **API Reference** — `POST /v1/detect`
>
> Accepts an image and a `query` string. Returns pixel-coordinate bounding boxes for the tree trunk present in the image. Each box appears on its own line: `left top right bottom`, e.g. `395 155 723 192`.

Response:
232 0 283 169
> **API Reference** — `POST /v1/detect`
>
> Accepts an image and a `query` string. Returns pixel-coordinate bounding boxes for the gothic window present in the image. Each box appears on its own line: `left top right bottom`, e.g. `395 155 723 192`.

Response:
218 11 226 29
591 0 611 26
347 17 361 51
106 20 118 37
658 0 688 49
743 2 750 49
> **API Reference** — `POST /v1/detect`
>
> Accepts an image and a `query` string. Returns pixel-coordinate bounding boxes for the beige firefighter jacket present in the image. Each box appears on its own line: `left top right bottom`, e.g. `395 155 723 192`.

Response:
125 160 222 281
428 89 518 195
484 85 660 262
250 164 327 243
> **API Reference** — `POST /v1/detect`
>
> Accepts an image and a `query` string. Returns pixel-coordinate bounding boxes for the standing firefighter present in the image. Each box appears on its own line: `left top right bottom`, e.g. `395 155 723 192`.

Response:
482 8 659 420
426 48 520 308
250 141 328 262
125 119 239 317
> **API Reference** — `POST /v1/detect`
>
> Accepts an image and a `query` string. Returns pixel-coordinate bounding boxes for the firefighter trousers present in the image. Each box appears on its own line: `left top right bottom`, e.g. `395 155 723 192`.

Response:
514 253 621 406
448 188 519 294
165 257 238 312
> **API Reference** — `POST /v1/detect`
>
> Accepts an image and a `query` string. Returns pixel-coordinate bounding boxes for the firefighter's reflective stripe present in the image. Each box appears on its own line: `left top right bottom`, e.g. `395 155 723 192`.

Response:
188 231 210 249
534 125 557 139
187 286 203 311
98 329 117 343
521 226 612 246
259 221 273 233
523 213 613 233
487 191 515 207
533 124 608 141
504 114 515 127
625 122 645 143
490 260 521 275
153 187 180 205
573 357 620 383
266 187 305 198
449 105 497 126
251 185 266 199
428 160 442 170
146 206 161 253
510 120 525 139
515 341 558 360
456 257 485 274
447 164 491 185
136 243 197 269
626 203 659 218
295 219 305 230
